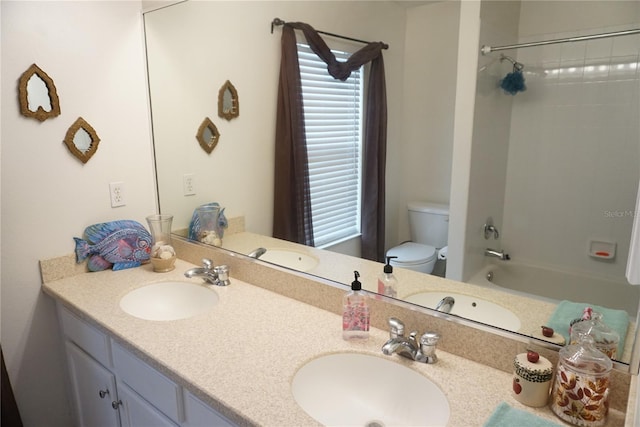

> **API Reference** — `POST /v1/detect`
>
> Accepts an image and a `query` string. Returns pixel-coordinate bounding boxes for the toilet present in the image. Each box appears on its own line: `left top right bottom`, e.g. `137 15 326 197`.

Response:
386 202 449 274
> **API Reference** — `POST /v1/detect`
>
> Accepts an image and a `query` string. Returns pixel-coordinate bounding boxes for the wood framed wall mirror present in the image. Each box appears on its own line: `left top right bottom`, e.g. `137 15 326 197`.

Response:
63 117 100 163
18 63 61 122
218 80 239 120
196 117 220 154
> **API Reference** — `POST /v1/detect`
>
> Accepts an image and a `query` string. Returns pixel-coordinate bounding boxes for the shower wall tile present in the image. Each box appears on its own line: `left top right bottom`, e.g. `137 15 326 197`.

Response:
500 16 639 283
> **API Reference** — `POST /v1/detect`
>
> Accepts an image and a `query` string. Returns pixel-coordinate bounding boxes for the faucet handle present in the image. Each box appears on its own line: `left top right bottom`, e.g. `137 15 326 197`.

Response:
420 331 440 347
388 317 405 338
418 331 440 364
202 258 213 269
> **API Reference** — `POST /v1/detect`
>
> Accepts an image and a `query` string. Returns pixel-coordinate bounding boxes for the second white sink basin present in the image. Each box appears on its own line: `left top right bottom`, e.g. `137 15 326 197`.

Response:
259 248 318 272
292 353 450 426
120 281 218 321
405 291 522 331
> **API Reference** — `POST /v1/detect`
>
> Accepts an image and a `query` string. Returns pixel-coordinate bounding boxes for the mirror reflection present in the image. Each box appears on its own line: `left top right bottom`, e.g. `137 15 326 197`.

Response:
18 63 61 122
196 117 220 154
63 117 100 163
145 0 640 365
218 80 239 120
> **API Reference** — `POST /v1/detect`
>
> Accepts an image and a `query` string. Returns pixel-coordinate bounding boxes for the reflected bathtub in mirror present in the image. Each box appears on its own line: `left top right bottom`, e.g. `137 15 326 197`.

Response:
18 63 61 122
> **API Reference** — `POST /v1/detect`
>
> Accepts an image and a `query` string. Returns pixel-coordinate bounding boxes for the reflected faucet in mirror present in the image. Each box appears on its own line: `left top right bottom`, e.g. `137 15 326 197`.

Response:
248 247 267 259
485 248 510 261
435 296 455 313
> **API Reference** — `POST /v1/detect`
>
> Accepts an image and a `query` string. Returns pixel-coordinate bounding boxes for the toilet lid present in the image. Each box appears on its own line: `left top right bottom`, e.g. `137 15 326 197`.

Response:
387 242 436 265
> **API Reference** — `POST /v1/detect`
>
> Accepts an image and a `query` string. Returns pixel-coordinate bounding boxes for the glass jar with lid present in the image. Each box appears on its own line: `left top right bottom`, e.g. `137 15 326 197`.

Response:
570 311 620 360
551 334 612 427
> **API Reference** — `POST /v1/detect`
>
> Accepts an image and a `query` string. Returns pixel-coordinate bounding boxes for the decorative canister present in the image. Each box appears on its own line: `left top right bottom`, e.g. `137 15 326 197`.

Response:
512 351 553 407
551 334 612 427
570 311 620 360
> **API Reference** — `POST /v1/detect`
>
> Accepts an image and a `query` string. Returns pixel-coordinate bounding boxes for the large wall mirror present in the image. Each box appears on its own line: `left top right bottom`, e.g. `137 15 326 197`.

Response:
144 1 640 369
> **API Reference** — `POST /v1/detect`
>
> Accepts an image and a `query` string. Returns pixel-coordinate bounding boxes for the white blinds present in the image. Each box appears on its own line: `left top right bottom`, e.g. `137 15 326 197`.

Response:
297 43 363 248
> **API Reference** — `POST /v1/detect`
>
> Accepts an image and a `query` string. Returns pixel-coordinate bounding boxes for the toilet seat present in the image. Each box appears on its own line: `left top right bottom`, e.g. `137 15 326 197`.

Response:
387 242 437 268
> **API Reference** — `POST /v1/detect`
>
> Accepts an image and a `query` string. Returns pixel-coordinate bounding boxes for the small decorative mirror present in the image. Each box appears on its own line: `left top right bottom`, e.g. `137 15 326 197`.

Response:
217 80 239 120
18 63 61 122
63 117 100 163
196 117 220 154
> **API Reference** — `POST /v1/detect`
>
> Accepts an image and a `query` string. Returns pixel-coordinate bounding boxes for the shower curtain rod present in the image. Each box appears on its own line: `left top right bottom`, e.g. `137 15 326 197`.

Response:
481 28 640 55
270 17 387 48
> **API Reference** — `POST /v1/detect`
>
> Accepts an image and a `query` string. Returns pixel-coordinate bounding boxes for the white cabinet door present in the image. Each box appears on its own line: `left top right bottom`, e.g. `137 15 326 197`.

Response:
183 390 236 427
117 382 178 427
66 341 120 427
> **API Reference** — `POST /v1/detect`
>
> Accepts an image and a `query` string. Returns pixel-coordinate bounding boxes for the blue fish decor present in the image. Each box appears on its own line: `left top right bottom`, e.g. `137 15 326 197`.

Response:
188 202 228 241
74 220 152 271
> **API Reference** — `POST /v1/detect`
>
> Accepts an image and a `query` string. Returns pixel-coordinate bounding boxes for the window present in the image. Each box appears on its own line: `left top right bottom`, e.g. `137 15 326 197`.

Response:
297 43 363 248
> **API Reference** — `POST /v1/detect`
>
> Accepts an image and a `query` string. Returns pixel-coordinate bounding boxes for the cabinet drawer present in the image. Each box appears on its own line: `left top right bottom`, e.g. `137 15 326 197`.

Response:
58 304 111 368
112 341 182 423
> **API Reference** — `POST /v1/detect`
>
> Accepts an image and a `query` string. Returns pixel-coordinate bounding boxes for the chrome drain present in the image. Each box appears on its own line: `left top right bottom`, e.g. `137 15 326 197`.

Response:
365 421 385 427
486 271 494 282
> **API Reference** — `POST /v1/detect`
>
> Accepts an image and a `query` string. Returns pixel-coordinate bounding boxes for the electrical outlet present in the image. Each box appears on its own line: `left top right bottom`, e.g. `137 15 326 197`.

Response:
109 182 126 207
183 173 196 196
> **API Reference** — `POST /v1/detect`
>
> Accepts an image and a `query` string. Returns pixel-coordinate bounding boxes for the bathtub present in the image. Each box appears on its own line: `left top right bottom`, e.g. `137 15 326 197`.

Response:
468 261 640 318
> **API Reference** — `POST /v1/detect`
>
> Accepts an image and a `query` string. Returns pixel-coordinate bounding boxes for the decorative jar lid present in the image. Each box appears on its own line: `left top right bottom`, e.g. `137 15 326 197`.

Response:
514 353 553 382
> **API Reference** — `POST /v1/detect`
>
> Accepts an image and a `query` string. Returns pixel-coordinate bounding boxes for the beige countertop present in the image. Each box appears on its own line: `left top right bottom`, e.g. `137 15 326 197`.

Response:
41 257 626 427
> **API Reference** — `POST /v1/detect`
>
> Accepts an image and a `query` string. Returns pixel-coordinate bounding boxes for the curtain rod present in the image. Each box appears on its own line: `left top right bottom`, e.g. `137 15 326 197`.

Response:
481 28 640 55
271 17 387 48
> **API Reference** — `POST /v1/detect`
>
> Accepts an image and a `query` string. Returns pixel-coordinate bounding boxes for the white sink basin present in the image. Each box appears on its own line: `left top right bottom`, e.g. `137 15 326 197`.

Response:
259 248 318 272
291 353 450 426
405 291 521 331
120 281 218 321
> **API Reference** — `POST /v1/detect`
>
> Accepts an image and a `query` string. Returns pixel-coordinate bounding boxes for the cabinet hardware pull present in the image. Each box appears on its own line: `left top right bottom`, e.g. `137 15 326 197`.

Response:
111 400 122 410
99 389 110 399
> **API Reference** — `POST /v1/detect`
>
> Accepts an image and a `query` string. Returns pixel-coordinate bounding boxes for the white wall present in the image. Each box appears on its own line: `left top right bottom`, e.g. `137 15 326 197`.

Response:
393 1 459 246
502 1 640 279
455 0 521 281
1 1 156 425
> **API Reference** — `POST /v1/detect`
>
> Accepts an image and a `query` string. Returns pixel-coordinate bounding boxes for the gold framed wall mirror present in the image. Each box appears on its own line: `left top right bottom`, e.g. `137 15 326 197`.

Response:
217 80 239 120
63 117 100 163
196 117 220 154
18 63 61 122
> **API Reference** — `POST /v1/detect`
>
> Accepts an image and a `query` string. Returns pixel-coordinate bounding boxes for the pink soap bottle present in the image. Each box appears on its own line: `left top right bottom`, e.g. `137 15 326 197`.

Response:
342 271 370 340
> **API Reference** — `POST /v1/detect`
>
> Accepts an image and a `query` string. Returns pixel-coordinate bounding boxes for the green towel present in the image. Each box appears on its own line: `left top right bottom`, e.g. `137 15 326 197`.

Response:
546 300 629 356
483 402 562 427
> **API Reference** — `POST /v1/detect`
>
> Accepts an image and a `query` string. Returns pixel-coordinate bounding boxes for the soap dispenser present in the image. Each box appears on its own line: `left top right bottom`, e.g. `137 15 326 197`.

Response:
342 271 370 340
378 256 398 298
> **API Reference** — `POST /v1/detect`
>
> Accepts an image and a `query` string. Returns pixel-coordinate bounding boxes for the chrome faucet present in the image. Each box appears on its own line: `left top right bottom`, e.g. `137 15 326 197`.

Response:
248 247 267 259
485 248 510 261
435 296 455 313
381 317 440 364
184 258 230 286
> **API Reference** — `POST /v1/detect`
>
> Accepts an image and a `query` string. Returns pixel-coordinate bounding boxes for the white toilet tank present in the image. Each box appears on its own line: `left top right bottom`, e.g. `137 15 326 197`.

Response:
408 201 449 249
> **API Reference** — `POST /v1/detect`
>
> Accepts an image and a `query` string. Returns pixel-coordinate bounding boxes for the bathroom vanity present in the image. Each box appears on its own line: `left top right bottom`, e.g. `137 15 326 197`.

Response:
41 246 632 426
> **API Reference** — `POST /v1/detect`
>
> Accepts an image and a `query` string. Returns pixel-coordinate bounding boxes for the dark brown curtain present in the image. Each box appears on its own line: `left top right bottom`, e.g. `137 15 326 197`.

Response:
273 24 315 246
273 22 388 260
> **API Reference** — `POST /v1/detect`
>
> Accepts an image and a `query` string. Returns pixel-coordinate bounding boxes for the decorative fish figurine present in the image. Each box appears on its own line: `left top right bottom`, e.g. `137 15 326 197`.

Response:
188 202 228 241
74 220 152 271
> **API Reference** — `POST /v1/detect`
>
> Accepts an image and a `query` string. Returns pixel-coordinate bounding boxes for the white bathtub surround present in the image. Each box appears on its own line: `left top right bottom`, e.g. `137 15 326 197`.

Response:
626 180 640 285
